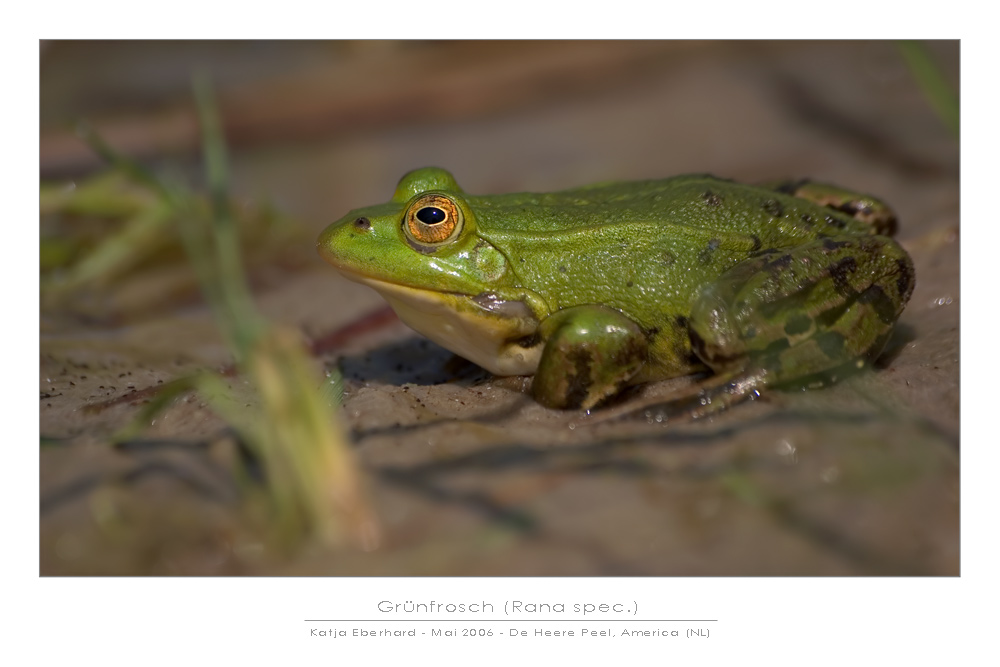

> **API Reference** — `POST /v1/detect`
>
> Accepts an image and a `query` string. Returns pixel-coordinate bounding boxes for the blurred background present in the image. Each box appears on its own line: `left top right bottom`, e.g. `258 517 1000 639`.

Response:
40 41 959 575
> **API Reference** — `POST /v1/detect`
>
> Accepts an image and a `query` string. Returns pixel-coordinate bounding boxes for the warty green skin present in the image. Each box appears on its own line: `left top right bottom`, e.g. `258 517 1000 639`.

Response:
318 167 914 413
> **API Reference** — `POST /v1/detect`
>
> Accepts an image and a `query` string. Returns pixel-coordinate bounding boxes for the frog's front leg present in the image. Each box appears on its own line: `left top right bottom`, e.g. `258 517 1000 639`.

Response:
533 305 648 410
685 234 915 414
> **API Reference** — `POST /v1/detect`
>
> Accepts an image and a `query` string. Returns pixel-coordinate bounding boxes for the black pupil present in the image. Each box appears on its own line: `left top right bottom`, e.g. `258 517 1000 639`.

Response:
416 207 447 225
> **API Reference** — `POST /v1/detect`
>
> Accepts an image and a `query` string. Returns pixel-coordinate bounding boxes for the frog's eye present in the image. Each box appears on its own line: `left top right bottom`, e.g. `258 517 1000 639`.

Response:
403 194 464 247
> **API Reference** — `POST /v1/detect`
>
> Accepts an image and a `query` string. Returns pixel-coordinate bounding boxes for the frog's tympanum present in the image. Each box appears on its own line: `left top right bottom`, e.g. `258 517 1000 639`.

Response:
318 168 913 414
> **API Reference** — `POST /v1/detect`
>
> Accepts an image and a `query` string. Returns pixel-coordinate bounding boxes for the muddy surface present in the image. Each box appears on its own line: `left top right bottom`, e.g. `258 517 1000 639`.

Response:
40 41 959 575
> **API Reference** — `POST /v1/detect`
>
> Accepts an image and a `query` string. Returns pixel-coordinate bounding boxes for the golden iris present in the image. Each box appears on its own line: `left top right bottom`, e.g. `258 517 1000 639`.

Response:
404 194 463 245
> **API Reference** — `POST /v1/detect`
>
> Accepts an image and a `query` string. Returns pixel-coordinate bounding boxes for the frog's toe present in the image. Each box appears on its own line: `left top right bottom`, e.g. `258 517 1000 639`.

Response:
617 369 768 423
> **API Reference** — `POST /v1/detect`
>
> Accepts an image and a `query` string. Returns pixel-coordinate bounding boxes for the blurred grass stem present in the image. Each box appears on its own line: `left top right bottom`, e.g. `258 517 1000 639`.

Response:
897 40 959 138
78 76 379 552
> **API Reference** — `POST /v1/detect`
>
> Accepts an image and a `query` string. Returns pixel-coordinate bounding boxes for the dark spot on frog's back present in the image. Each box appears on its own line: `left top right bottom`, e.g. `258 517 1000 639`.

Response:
821 238 852 252
829 256 859 296
749 234 762 252
702 190 723 206
825 215 848 229
698 238 721 264
762 199 784 218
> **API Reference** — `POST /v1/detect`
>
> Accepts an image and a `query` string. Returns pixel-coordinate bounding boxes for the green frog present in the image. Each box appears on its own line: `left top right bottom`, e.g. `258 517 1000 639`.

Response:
317 167 913 415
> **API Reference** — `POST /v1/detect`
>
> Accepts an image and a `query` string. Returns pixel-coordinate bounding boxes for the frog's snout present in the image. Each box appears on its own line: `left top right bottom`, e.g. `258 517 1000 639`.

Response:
316 221 342 265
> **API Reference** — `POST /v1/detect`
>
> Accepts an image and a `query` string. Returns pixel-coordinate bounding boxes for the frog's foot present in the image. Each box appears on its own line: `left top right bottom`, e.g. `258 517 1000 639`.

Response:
584 368 768 425
761 179 898 236
532 305 647 410
687 234 915 402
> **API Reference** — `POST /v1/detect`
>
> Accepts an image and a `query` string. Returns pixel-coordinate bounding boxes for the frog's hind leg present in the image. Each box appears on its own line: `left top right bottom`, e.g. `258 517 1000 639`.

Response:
762 179 898 236
677 234 915 418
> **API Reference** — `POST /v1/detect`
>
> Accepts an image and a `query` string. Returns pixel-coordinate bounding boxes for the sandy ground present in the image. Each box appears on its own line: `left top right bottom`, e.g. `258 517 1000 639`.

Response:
40 41 958 575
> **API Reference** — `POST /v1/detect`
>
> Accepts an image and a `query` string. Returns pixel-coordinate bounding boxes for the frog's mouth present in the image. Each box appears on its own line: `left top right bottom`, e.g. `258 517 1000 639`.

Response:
334 269 543 377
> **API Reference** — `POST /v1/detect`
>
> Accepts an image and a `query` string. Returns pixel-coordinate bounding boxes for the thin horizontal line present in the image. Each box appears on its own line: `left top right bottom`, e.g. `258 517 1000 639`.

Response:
304 619 718 622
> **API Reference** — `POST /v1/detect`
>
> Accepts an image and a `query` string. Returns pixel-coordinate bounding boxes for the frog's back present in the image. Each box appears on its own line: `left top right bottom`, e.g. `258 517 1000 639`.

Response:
471 174 874 246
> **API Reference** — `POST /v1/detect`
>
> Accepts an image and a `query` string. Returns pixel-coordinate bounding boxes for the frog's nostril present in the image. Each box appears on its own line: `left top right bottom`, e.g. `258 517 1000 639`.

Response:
353 217 371 231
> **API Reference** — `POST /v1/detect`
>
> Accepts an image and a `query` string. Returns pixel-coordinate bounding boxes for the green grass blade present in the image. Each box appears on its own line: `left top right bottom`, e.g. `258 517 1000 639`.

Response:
897 40 959 138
